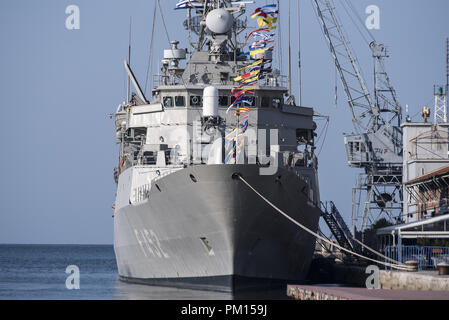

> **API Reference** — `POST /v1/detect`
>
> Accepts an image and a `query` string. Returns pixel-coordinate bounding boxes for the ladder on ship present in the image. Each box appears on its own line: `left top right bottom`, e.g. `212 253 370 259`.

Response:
320 201 356 252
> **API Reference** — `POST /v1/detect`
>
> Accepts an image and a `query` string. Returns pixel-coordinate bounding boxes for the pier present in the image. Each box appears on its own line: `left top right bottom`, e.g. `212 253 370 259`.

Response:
309 257 449 288
287 284 449 300
295 255 449 300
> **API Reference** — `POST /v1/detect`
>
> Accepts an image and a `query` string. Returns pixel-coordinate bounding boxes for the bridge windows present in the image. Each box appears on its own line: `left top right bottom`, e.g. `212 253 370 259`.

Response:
272 97 281 108
162 96 187 108
175 96 185 107
163 96 174 108
261 96 270 108
162 96 186 108
164 93 285 110
260 96 283 108
219 96 229 107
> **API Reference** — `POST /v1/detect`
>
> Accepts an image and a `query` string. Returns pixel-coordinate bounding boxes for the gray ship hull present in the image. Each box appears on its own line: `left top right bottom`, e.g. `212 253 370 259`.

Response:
114 164 321 293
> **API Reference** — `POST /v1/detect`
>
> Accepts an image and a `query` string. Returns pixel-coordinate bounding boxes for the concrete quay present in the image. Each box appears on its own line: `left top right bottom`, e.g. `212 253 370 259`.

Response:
287 285 449 300
380 270 449 291
307 256 449 292
333 264 449 291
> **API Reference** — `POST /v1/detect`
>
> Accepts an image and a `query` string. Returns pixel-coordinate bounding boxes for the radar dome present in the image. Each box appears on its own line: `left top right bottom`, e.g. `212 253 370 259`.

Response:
206 9 233 34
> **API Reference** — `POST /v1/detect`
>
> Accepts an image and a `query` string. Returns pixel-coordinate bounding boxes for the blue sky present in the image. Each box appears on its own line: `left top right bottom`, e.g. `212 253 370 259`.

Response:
0 0 447 244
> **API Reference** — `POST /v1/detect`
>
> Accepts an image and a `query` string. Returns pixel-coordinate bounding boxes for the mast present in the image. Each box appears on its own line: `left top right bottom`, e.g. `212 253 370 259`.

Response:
446 37 449 107
297 0 302 106
127 17 132 103
288 1 292 97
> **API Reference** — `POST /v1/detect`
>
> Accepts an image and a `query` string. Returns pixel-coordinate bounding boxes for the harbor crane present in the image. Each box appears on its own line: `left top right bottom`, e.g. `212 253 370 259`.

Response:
312 0 403 235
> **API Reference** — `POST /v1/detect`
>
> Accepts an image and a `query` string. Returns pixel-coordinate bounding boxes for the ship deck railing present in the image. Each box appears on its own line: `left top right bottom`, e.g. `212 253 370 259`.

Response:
152 74 288 90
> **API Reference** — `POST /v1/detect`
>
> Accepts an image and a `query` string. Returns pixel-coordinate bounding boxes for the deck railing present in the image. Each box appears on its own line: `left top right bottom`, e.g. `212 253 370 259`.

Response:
152 74 288 89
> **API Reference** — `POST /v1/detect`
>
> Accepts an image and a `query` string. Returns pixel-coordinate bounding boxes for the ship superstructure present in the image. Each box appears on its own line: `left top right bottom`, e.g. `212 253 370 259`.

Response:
112 0 321 292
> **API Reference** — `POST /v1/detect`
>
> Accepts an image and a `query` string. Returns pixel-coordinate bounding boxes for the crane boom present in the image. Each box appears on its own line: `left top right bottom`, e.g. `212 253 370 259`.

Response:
312 0 404 233
313 0 376 133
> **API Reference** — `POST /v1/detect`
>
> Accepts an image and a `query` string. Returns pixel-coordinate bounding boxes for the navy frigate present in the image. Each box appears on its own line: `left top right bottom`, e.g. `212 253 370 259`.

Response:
112 0 321 292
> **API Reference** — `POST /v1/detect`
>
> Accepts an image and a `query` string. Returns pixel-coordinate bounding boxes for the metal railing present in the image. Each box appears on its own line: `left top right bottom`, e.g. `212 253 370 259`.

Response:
384 245 449 270
320 201 355 251
152 74 288 89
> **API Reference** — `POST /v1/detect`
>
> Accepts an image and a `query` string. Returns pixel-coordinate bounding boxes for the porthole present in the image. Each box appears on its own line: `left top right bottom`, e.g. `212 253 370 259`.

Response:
190 174 198 183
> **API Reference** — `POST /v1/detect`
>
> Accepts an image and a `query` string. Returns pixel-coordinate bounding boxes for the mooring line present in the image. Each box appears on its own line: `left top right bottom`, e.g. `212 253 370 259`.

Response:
237 175 413 271
350 237 404 266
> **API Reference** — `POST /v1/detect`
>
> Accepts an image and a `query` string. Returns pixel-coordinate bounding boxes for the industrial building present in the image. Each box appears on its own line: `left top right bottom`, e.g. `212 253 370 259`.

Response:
377 86 449 253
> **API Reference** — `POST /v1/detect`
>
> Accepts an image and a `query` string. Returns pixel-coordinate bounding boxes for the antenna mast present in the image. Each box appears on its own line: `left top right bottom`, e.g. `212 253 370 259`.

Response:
434 38 449 124
446 37 449 106
288 2 292 98
127 17 132 103
298 0 302 106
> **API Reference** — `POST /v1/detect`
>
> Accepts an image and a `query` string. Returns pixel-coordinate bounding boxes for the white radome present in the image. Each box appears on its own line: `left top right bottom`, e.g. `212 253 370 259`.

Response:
203 86 219 118
206 9 233 34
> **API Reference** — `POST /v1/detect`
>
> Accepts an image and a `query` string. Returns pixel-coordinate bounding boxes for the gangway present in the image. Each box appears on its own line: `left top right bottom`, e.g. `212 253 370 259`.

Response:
320 201 356 252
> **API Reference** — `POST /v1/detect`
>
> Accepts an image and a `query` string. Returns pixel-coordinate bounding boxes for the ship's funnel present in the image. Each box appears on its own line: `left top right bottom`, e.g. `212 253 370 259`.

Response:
203 86 219 118
206 9 233 34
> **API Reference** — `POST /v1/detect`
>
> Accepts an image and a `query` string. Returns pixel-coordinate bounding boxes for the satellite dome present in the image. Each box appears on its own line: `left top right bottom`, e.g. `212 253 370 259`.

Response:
206 9 233 34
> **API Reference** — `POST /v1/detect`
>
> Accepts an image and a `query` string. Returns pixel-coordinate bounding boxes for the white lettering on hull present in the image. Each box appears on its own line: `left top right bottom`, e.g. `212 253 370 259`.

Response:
134 229 170 259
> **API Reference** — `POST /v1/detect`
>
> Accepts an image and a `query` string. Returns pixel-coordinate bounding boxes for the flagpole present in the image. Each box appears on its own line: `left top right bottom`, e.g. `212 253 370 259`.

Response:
297 0 302 106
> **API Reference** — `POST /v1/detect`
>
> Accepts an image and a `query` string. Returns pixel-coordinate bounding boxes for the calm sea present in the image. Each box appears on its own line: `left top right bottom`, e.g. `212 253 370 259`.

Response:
0 245 287 300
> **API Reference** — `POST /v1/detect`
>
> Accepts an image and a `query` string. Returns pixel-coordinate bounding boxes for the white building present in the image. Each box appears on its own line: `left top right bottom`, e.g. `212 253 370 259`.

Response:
402 122 449 223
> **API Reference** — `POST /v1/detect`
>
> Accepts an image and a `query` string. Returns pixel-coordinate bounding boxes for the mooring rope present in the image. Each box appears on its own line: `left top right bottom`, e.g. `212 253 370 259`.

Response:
237 175 413 271
350 237 404 266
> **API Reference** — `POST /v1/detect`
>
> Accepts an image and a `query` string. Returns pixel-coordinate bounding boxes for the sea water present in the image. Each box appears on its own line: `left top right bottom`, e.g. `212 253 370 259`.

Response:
0 245 286 300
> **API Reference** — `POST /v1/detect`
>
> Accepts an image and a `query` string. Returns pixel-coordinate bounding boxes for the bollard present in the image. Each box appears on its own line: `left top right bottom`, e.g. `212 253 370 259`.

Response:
405 261 419 272
437 263 449 276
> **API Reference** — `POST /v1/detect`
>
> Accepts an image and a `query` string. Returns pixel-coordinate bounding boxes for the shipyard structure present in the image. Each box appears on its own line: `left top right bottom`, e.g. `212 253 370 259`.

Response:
377 85 449 265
